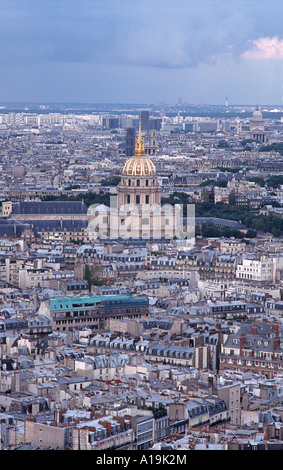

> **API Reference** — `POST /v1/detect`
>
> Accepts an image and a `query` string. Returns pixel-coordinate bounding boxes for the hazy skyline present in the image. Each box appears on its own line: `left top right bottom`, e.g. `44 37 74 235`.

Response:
1 0 283 105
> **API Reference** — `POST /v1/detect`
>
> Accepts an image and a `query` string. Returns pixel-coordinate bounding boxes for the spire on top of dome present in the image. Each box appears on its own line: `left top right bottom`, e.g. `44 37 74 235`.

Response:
134 120 145 156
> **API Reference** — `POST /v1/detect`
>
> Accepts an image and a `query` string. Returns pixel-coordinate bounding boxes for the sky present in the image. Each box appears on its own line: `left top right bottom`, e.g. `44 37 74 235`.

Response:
0 0 283 105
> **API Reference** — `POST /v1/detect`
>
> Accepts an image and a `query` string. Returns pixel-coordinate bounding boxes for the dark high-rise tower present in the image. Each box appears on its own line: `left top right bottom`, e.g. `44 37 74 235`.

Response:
125 127 136 157
140 110 150 132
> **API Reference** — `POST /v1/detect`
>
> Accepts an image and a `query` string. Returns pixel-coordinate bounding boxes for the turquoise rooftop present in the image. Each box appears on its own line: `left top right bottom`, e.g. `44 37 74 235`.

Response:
49 295 148 311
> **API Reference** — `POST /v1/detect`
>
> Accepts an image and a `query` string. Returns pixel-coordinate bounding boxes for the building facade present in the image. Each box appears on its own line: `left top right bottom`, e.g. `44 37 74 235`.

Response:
38 294 149 332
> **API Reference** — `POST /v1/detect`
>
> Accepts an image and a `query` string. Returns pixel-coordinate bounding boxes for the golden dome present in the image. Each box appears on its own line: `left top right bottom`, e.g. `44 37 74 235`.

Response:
122 155 156 176
122 122 156 176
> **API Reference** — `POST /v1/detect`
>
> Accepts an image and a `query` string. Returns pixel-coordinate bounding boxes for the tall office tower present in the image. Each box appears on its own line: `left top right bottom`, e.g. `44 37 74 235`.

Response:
109 118 119 129
140 110 150 132
125 127 136 157
150 118 162 131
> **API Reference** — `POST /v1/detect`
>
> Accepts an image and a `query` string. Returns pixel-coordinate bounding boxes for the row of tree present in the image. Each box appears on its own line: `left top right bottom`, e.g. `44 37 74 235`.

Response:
259 142 283 156
196 222 256 239
195 201 283 237
42 187 283 237
43 192 111 207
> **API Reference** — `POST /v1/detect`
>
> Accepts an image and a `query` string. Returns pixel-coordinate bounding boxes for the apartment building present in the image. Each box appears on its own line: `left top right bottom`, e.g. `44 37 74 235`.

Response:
0 257 26 286
18 267 73 290
218 382 241 426
236 255 277 282
220 321 283 379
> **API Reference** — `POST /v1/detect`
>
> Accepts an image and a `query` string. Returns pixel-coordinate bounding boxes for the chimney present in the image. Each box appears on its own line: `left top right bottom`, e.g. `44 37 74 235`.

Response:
240 334 246 353
99 420 112 436
273 321 279 334
113 416 125 429
273 337 279 354
251 324 257 335
59 408 66 423
264 423 275 440
13 370 21 393
208 376 213 388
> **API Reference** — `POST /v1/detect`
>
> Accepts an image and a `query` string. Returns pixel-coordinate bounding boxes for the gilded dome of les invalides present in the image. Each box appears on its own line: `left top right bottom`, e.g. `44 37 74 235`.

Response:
122 123 156 177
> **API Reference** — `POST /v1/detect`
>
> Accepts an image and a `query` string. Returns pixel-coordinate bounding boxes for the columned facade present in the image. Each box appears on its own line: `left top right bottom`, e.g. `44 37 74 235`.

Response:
249 106 267 143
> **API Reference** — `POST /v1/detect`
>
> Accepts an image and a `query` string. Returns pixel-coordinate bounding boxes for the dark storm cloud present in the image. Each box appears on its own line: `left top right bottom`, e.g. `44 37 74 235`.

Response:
0 0 282 68
0 0 283 103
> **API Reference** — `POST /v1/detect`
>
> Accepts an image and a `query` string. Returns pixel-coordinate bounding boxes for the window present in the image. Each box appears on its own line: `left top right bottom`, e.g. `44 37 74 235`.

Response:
137 179 140 187
127 195 130 203
146 179 149 186
146 195 149 204
136 195 140 204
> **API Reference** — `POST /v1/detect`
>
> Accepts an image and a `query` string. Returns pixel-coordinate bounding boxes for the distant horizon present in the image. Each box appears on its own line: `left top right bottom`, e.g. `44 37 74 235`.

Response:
0 101 283 108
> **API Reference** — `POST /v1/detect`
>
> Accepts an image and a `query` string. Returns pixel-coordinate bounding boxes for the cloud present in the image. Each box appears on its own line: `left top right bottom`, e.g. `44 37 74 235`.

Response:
0 0 256 68
1 0 283 104
242 36 283 60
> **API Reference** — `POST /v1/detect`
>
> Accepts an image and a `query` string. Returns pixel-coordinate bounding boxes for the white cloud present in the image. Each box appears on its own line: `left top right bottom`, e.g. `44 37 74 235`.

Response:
242 36 283 60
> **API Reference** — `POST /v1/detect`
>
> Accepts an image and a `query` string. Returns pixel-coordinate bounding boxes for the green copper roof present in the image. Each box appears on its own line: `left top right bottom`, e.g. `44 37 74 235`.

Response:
49 295 148 311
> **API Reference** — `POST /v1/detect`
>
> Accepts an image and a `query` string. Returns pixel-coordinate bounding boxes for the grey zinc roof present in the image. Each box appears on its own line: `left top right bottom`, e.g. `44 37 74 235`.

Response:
12 200 88 215
189 217 247 229
0 222 31 238
21 219 88 233
0 216 88 238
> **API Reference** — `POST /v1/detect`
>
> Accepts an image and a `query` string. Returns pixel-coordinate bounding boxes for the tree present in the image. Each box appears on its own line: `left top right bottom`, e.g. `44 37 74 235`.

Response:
260 142 283 156
245 229 257 238
266 175 283 189
200 179 227 188
247 176 265 187
100 175 121 186
240 138 256 146
84 263 103 291
201 188 210 202
64 184 82 190
217 139 230 148
42 191 111 208
228 190 236 205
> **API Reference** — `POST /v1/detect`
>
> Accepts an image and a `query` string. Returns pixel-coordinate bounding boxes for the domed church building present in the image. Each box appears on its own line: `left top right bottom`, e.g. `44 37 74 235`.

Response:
118 121 161 208
88 121 185 241
249 106 267 143
115 121 181 240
